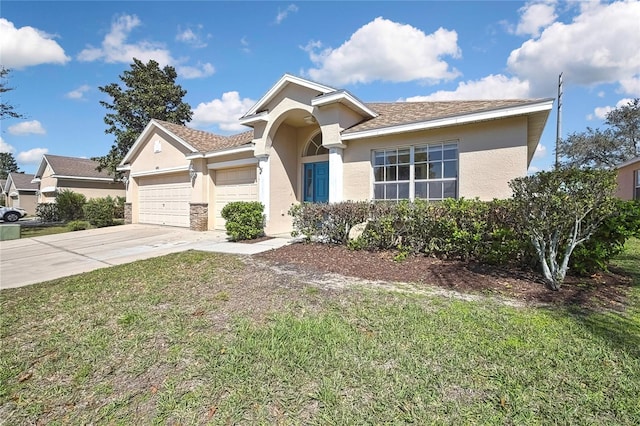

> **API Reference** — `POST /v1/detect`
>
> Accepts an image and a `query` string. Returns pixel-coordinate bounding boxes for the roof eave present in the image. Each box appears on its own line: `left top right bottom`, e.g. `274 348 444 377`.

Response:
342 99 555 141
311 91 378 118
119 119 199 166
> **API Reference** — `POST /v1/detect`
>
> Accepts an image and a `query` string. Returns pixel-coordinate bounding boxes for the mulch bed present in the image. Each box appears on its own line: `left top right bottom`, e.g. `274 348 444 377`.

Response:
257 242 634 311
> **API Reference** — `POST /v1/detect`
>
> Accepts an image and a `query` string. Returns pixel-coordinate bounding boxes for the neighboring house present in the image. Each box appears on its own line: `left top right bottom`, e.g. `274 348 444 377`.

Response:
0 179 5 205
616 156 640 200
33 154 125 203
118 74 553 235
3 173 38 215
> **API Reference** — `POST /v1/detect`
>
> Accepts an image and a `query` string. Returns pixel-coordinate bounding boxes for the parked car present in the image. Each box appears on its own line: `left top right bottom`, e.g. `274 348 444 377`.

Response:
0 206 28 222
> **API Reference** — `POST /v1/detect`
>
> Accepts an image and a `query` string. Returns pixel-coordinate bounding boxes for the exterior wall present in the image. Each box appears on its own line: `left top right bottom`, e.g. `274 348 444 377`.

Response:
38 164 58 203
56 179 125 200
343 116 528 201
266 124 300 235
127 128 192 174
6 183 37 215
616 160 640 200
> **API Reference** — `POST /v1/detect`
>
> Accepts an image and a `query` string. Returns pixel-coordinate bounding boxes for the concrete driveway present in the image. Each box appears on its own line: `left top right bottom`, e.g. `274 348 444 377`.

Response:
1 224 290 290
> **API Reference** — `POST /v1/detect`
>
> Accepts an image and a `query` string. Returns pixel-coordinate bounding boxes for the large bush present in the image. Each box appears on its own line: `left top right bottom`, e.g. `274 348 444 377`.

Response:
55 189 86 221
289 201 372 244
570 199 640 274
36 203 60 223
221 201 265 241
83 196 116 228
113 196 126 219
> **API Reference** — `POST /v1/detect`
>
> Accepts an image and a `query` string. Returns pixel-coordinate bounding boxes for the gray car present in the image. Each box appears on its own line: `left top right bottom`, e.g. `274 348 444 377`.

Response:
0 206 28 222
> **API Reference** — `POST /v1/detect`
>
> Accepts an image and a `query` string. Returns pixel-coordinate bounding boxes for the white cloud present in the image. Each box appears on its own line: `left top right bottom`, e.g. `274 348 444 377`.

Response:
534 143 547 159
65 84 91 100
77 14 214 79
303 17 461 86
191 91 256 132
275 4 299 24
8 120 46 136
514 1 557 37
0 18 70 69
78 15 173 64
17 148 48 165
176 63 215 79
0 136 16 153
405 74 531 101
619 77 640 97
507 1 640 97
176 25 208 48
589 98 634 121
240 37 250 53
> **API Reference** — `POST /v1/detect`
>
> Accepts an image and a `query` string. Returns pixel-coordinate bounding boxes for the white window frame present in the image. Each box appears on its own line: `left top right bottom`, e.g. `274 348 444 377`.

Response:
372 141 458 201
635 169 640 200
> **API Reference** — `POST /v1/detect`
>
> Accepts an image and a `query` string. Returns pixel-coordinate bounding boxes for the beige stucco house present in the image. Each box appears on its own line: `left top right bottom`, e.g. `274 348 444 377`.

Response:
3 173 38 215
118 74 553 235
616 156 640 200
33 154 125 203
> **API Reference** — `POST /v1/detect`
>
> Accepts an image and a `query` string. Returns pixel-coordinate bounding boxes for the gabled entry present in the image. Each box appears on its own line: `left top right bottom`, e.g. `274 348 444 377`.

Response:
303 162 329 202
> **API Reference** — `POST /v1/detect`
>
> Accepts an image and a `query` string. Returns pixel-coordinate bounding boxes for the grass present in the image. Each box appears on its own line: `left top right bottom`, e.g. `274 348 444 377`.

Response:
1 242 639 424
19 225 70 238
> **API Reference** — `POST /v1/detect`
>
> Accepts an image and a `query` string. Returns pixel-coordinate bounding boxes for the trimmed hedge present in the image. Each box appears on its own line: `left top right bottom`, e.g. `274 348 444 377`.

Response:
83 196 116 228
221 201 265 241
289 198 639 274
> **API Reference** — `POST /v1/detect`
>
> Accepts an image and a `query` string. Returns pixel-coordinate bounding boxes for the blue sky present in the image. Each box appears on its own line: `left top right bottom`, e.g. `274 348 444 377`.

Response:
1 0 638 175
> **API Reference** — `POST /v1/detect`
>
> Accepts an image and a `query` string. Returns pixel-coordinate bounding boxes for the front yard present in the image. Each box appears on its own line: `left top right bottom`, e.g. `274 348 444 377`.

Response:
1 240 639 424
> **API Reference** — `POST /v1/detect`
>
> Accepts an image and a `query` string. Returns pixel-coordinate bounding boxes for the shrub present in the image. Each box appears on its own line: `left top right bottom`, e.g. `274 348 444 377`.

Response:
289 201 372 243
113 196 126 219
36 203 60 223
221 201 265 241
570 199 640 274
83 196 116 228
67 220 91 231
55 189 87 221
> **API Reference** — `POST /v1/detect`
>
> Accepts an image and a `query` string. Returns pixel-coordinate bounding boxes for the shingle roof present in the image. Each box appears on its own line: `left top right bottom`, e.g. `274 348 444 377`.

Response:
44 155 114 179
8 173 38 191
343 100 546 134
155 120 254 153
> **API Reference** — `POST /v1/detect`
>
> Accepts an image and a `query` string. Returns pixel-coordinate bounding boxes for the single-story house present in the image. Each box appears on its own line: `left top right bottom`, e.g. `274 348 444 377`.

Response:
3 173 38 215
616 156 640 200
33 154 125 203
118 74 553 235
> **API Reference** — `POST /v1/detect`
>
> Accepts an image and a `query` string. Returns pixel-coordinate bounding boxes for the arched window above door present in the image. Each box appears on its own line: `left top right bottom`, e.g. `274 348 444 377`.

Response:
304 133 329 157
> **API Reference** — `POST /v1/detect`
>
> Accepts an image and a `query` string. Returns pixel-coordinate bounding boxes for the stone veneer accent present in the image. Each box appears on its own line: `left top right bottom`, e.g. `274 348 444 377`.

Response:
124 202 132 224
189 203 208 231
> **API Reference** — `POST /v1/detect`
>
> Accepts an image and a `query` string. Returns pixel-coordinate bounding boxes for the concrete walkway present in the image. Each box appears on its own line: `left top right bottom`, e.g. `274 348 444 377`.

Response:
0 224 291 290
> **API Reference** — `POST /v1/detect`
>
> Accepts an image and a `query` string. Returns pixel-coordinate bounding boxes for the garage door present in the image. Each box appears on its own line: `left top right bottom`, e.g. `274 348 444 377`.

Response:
138 174 191 227
214 167 258 230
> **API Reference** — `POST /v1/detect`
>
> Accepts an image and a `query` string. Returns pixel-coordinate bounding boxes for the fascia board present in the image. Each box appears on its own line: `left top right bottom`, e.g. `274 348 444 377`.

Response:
51 175 117 182
342 100 554 141
242 74 336 117
238 111 269 126
130 165 190 178
311 91 378 118
119 120 198 166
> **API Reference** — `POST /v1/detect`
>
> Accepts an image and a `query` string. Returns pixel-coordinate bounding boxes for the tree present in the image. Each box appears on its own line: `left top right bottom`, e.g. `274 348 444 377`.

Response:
0 152 20 179
97 58 192 173
0 67 26 120
558 98 639 168
509 168 617 290
606 98 639 158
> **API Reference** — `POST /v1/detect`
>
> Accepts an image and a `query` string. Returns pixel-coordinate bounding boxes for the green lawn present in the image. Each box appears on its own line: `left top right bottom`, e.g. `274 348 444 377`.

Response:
1 241 639 424
19 225 70 238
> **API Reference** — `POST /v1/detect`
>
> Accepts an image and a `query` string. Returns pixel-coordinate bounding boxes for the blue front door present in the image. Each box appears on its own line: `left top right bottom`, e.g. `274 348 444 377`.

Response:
304 162 329 203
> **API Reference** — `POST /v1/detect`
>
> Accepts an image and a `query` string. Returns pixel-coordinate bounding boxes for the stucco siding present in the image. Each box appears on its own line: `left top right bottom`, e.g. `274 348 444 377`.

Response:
128 128 192 173
616 161 640 200
343 117 528 201
56 179 125 200
267 124 299 234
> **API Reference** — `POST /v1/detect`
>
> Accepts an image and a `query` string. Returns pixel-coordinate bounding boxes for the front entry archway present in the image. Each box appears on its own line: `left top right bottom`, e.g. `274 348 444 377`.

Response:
303 162 329 202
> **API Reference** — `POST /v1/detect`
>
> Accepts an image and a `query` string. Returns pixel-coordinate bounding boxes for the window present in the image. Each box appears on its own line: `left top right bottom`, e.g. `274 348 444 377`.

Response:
304 133 328 157
373 142 458 201
635 170 640 200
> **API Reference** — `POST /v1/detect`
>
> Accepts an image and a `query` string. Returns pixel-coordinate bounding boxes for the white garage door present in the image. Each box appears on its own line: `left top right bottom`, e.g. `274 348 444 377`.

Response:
214 167 258 230
138 174 191 227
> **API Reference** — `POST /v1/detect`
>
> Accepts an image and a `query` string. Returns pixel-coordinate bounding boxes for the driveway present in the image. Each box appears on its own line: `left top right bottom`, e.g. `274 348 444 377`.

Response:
1 224 290 290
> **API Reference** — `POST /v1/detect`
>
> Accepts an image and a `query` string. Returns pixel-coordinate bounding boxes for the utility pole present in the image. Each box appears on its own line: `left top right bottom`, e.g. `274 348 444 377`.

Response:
555 72 563 169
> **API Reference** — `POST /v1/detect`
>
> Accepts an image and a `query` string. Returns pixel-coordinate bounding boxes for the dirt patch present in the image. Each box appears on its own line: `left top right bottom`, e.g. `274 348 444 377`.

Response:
256 242 634 311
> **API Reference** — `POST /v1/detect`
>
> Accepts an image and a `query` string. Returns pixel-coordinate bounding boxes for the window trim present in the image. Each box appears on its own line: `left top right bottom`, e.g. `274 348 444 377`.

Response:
371 141 458 201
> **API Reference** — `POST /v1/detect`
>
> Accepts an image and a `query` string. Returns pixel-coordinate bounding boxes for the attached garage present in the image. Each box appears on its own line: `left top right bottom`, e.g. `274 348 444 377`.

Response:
137 173 191 227
213 166 258 230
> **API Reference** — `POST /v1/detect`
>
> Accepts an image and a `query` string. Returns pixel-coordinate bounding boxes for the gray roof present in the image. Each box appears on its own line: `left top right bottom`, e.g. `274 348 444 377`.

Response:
8 173 38 191
43 155 114 179
343 100 549 134
155 120 253 153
